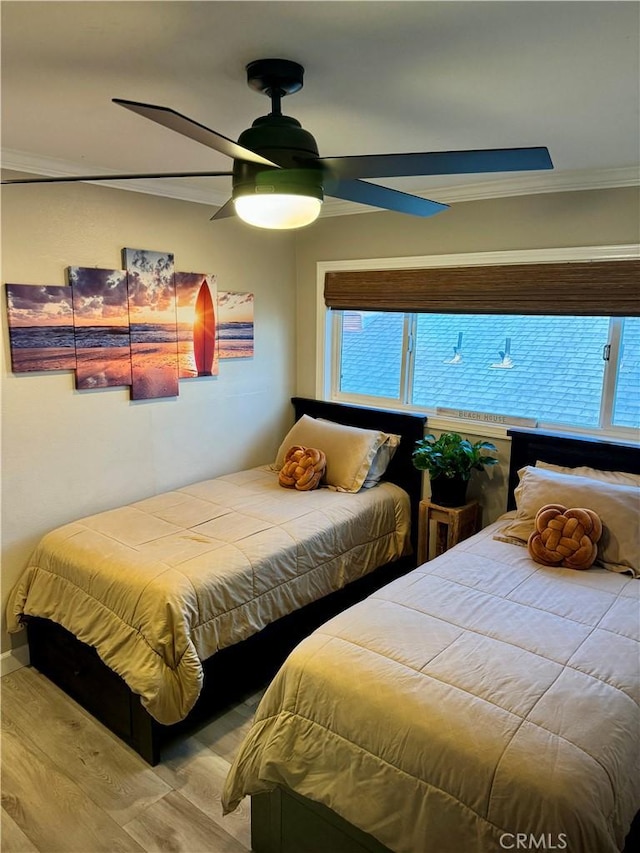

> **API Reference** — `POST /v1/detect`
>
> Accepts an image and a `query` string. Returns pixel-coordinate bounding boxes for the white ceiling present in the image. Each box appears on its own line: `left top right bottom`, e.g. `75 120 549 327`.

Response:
2 1 639 217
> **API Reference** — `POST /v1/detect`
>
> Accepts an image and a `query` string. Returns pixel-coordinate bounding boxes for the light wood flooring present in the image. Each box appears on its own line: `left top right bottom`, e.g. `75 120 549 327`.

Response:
1 666 263 852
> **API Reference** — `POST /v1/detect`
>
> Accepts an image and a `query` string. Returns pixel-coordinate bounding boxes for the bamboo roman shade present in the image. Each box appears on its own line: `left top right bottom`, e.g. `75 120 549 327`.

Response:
324 260 640 315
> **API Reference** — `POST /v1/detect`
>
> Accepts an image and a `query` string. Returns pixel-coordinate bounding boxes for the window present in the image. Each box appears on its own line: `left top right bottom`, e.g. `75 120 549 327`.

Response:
612 316 640 429
323 249 639 436
334 311 638 433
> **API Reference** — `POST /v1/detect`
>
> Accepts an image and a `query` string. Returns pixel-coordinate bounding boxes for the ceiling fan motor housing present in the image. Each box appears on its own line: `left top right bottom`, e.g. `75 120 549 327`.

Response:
233 114 323 200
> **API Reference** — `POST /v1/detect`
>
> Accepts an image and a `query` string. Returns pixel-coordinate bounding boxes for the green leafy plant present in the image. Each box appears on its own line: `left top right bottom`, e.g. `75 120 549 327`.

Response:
412 432 498 481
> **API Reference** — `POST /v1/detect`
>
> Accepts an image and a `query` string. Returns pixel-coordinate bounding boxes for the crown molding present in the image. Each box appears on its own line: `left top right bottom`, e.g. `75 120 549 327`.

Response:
2 149 638 218
320 166 640 217
0 149 228 206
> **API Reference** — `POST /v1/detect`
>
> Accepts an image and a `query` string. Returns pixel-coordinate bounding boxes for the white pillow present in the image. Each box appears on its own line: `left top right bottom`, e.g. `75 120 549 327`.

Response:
496 465 640 576
274 415 389 493
536 460 640 487
361 433 401 489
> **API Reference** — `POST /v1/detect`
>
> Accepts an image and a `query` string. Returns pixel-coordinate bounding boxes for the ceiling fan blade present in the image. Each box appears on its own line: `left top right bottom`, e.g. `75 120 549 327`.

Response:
1 171 234 185
114 98 279 168
210 198 236 221
325 177 448 217
317 147 553 180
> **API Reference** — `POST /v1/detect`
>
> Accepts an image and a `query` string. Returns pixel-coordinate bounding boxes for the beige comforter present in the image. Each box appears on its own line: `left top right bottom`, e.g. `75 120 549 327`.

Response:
7 467 410 724
223 521 640 853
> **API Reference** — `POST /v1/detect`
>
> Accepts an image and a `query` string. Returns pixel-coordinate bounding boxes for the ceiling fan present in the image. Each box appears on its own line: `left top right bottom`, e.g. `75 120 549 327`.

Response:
2 58 553 229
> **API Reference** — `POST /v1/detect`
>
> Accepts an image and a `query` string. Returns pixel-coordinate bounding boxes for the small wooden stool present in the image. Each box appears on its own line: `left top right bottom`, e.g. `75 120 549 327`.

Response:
417 500 481 564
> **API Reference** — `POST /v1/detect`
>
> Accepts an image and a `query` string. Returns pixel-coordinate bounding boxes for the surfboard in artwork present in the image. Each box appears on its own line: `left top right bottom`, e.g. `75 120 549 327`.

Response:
193 279 216 376
175 272 218 378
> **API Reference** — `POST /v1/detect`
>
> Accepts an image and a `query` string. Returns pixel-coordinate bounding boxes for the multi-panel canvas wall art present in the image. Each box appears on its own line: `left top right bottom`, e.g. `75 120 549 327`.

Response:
5 247 253 402
69 267 132 389
6 284 76 372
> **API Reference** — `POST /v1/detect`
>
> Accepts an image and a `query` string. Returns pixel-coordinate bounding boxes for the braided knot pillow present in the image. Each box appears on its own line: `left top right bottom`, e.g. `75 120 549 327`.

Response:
278 445 327 492
527 503 602 570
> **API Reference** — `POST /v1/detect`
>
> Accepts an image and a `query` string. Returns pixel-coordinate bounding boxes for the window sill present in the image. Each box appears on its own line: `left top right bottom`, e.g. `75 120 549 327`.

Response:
329 393 640 445
422 413 639 444
426 414 513 440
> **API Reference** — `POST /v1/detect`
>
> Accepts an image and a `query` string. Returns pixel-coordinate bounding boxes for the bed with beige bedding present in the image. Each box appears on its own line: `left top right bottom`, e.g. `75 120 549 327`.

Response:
223 427 640 853
7 398 426 763
8 467 410 725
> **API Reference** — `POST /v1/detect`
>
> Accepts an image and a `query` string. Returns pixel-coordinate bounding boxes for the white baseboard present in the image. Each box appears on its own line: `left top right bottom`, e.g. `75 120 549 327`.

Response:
1 644 30 677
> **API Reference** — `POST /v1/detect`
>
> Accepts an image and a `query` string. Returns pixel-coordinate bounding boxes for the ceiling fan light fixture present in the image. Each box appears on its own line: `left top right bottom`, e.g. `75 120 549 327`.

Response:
234 194 322 229
233 168 323 230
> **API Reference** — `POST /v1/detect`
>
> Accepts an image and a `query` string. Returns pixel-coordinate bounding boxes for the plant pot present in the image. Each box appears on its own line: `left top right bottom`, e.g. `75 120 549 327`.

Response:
429 476 469 508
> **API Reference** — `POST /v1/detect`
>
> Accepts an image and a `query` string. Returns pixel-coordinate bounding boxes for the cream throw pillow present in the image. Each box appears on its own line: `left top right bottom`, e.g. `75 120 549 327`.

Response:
316 419 401 489
498 466 640 576
274 415 388 493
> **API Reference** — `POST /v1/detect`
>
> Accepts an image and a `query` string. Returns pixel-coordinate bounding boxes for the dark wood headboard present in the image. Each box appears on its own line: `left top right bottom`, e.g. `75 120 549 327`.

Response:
291 397 427 554
507 427 640 510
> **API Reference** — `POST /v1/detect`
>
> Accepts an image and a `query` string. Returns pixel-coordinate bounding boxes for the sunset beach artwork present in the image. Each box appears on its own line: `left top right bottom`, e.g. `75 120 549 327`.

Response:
6 247 255 403
217 291 254 359
5 284 76 372
175 272 219 378
123 248 179 400
69 267 132 389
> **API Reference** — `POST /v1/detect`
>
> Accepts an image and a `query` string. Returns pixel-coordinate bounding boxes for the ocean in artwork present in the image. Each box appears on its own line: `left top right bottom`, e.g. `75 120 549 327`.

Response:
217 292 254 359
129 323 180 344
74 326 132 348
73 326 132 389
7 324 77 372
218 322 254 358
70 266 132 389
6 283 76 372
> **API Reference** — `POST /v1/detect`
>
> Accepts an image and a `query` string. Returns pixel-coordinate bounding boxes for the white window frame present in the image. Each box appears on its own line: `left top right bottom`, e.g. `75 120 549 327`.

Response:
316 244 639 440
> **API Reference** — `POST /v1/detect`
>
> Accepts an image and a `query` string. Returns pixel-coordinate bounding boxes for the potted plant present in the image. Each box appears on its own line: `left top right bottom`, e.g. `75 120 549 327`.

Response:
412 432 498 507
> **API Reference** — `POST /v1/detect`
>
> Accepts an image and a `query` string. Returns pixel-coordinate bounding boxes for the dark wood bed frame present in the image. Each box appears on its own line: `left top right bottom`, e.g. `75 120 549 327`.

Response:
250 425 640 853
24 397 427 765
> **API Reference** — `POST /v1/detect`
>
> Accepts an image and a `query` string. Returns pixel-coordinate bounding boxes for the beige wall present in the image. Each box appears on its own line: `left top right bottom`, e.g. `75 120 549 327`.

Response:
294 186 640 521
1 180 296 655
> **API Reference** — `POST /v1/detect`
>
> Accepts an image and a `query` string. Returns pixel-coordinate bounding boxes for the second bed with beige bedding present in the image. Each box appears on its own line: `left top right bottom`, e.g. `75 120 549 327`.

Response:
223 517 640 853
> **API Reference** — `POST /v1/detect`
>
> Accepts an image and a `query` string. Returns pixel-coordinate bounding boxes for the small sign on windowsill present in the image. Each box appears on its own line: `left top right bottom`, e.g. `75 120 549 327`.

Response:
436 408 538 428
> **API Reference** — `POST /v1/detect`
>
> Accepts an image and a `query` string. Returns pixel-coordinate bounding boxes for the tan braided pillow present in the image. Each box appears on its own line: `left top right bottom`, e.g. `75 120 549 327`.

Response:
527 503 602 570
278 445 327 491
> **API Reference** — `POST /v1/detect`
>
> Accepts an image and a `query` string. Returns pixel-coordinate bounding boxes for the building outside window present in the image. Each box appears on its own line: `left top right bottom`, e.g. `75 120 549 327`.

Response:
333 312 638 434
